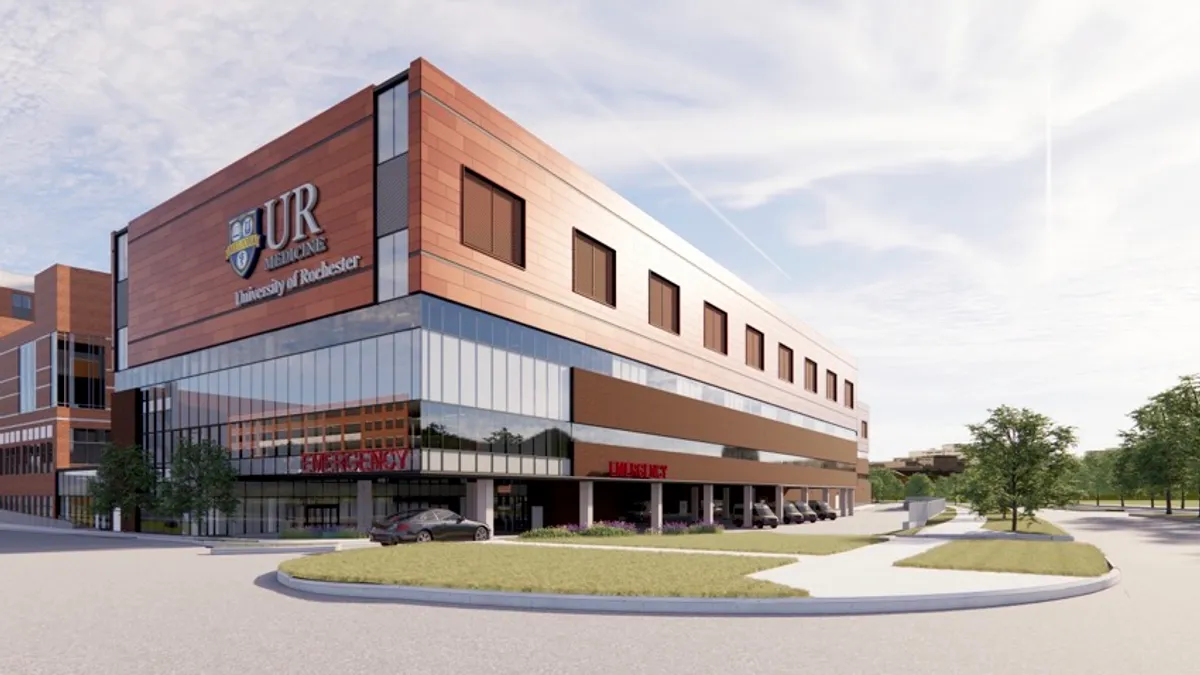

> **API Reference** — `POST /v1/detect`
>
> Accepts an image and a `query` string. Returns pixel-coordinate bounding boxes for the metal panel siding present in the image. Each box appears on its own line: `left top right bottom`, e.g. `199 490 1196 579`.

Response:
376 153 409 236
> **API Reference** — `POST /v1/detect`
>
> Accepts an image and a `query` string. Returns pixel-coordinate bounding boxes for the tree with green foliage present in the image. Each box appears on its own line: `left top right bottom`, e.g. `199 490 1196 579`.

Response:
160 437 240 534
961 405 1078 532
89 444 159 521
905 472 935 498
1110 443 1141 509
1077 450 1115 506
868 467 905 502
1123 377 1200 515
933 474 963 502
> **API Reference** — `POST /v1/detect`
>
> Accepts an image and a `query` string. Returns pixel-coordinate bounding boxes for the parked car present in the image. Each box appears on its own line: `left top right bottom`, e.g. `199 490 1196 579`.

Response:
732 502 780 528
808 500 837 521
368 508 491 545
785 501 819 523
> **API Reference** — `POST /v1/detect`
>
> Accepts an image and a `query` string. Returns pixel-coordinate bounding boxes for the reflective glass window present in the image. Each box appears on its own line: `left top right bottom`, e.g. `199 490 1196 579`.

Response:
361 337 378 406
442 335 460 405
328 344 345 406
315 348 330 408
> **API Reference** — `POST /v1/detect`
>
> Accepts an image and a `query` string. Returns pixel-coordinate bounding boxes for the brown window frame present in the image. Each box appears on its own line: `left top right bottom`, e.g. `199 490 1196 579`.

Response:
648 272 680 335
571 229 617 308
778 344 794 383
803 358 818 393
702 303 728 355
826 370 839 402
459 167 526 269
745 325 764 370
845 380 855 409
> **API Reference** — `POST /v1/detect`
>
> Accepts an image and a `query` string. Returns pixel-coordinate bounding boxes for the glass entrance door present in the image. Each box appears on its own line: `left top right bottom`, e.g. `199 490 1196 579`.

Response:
303 504 339 529
493 481 530 534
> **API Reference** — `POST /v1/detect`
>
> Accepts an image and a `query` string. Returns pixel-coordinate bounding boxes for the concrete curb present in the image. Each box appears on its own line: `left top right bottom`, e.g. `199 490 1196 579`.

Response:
274 565 1122 617
208 541 375 555
899 532 1075 542
0 523 372 552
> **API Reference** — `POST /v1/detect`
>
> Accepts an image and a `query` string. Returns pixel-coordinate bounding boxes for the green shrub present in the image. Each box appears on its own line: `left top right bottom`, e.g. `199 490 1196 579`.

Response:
518 526 577 539
686 523 725 534
579 521 638 537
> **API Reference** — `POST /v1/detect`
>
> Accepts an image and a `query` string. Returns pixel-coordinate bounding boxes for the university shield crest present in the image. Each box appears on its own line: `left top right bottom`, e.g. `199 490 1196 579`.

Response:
225 208 263 279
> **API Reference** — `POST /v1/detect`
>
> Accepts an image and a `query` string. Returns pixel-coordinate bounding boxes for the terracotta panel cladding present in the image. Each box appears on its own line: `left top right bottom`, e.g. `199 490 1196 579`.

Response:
571 368 858 466
407 59 859 433
574 443 856 488
124 89 377 367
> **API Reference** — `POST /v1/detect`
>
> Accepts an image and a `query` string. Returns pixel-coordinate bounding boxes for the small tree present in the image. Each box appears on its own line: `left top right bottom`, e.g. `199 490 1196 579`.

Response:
962 405 1078 532
934 474 963 502
905 473 935 498
89 444 158 523
1111 443 1140 509
1077 451 1115 506
160 437 240 535
868 467 905 501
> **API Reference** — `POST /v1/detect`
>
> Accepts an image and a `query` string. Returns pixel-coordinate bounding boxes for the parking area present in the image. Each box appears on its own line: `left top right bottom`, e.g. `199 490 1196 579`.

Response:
747 503 908 536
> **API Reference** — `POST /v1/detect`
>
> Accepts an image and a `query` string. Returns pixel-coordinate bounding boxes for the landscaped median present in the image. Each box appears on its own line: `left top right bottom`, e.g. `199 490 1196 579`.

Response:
894 540 1111 577
516 521 885 555
278 543 808 597
981 514 1068 536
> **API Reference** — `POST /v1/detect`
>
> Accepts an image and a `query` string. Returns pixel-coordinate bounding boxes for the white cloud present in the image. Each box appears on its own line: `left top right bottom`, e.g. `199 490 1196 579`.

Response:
0 270 34 291
2 0 1198 459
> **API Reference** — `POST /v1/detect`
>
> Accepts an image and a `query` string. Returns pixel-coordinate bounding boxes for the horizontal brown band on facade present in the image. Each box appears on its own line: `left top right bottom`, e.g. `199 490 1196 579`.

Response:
128 115 374 245
573 442 856 488
571 368 857 465
126 264 374 347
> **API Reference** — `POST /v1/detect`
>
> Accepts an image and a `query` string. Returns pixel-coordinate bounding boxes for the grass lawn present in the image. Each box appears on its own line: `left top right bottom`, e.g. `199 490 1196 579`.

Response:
894 540 1110 577
982 514 1067 536
279 543 807 597
528 532 884 555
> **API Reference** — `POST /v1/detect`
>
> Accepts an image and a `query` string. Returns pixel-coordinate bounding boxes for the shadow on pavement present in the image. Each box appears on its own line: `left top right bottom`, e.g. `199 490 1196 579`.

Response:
0 530 202 554
1062 513 1200 547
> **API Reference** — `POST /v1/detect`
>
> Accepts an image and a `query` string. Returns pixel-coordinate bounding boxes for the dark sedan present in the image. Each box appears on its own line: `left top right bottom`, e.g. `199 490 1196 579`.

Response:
368 508 491 545
784 501 818 523
807 500 838 521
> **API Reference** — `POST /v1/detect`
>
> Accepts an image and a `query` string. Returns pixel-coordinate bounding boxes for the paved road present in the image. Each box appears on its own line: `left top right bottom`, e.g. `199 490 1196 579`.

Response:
1 510 1196 675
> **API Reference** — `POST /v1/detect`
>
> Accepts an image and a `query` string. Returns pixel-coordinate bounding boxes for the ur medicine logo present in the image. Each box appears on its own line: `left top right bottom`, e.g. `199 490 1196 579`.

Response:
223 182 325 279
225 209 263 279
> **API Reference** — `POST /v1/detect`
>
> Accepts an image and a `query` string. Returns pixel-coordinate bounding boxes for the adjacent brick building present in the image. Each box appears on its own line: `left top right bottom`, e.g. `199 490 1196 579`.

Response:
0 265 112 522
111 57 871 537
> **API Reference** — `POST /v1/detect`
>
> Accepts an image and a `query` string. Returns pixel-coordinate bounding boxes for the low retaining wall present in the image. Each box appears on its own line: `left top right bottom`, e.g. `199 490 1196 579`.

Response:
0 509 75 530
275 565 1121 617
903 498 947 529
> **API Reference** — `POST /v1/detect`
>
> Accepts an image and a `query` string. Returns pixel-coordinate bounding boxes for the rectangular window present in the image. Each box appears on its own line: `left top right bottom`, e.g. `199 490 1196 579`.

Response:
572 230 616 307
826 370 838 402
745 326 764 370
778 344 794 383
115 231 129 282
56 339 106 410
648 273 680 334
702 303 728 354
804 358 818 393
377 229 410 302
861 420 869 439
845 380 855 409
376 80 408 164
18 342 36 412
461 168 525 268
71 428 111 465
11 293 32 320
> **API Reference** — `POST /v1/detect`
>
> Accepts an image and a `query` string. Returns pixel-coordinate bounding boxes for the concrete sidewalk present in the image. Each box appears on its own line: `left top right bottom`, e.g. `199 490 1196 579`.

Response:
750 509 1088 597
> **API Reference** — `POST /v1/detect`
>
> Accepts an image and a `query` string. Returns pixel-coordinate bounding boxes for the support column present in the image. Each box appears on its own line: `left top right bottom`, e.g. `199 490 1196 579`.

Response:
774 485 785 516
848 489 855 516
821 487 830 503
649 482 664 531
839 489 848 517
578 481 594 528
476 478 494 533
800 487 809 503
702 484 714 524
356 479 373 532
464 481 477 521
722 487 731 523
742 485 755 529
690 486 700 521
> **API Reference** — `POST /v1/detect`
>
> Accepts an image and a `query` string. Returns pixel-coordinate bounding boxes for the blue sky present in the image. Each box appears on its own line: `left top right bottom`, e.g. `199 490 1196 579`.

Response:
3 0 1200 460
